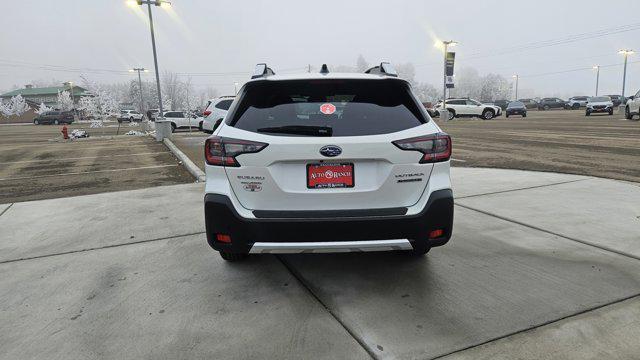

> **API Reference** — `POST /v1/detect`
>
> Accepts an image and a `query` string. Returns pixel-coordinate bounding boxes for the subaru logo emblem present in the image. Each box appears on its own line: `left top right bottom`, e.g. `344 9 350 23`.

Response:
319 145 342 157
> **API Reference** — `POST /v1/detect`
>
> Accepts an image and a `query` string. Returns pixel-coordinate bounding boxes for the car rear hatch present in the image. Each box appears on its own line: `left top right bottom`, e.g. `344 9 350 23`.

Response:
210 78 447 212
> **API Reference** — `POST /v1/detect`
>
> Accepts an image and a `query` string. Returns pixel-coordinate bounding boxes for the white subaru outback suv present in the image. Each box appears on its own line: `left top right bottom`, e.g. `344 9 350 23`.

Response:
434 98 502 120
204 63 454 261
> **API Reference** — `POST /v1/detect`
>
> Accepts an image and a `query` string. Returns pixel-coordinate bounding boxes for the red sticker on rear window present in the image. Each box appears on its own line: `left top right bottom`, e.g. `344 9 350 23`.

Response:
320 103 336 115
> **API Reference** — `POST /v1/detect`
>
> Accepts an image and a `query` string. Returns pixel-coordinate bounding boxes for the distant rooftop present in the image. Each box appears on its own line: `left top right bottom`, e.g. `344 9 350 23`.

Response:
0 84 89 98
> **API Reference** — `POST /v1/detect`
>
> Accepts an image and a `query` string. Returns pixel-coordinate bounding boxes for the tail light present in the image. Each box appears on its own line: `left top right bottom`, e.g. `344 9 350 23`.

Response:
203 110 212 116
393 133 451 163
205 136 268 167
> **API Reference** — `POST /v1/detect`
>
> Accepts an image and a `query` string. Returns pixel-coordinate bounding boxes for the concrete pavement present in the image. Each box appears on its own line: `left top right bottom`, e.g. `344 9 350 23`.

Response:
1 167 640 359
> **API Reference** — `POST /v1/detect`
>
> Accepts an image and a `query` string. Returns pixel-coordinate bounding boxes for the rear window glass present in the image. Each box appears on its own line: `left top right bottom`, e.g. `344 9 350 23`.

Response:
215 99 233 110
228 79 426 137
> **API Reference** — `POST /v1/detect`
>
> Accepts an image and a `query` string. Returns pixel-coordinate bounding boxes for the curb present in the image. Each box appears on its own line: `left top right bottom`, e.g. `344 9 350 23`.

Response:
163 138 206 182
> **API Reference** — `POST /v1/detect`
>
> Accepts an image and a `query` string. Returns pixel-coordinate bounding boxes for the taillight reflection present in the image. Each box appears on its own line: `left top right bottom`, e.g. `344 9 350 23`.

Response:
392 133 452 163
204 136 268 167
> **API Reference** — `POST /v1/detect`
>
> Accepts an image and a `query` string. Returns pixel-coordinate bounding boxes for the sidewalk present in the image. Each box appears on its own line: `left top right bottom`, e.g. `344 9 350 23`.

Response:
1 168 639 359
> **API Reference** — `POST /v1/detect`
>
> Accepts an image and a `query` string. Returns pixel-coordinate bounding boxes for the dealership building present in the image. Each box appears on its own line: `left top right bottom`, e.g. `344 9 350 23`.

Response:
0 83 90 108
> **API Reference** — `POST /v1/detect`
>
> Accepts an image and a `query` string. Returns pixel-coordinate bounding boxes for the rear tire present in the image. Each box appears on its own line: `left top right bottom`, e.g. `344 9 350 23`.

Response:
129 117 134 122
198 121 203 132
170 123 176 133
572 103 580 110
523 113 527 117
585 111 590 116
447 109 455 121
543 105 550 110
506 114 509 118
219 251 248 261
625 106 632 120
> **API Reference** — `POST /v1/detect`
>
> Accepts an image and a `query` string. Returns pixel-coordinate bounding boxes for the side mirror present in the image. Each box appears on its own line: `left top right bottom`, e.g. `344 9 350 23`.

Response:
629 95 636 100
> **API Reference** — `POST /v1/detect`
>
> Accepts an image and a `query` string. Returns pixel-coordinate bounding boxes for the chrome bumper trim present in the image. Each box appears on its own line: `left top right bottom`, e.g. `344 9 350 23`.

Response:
249 239 412 254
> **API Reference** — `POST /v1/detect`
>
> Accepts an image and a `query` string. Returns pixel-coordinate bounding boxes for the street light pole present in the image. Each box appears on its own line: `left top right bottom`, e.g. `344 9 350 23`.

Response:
129 68 147 113
441 40 457 121
146 2 164 119
619 49 634 99
128 0 172 139
512 75 519 100
593 65 600 96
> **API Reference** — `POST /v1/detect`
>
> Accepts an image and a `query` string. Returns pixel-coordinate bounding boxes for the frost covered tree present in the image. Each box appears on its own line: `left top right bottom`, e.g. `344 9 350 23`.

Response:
36 102 52 115
57 91 74 111
413 82 440 103
479 73 512 101
10 95 30 116
0 100 12 117
356 55 369 72
449 67 482 100
80 75 121 127
395 63 416 85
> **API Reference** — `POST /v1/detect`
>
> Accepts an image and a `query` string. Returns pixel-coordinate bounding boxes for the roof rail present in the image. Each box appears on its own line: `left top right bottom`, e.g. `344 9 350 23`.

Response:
364 62 398 77
251 63 275 79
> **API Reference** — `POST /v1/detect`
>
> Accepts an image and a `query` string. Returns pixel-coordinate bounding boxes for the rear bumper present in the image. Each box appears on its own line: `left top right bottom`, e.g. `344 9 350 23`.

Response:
204 189 454 253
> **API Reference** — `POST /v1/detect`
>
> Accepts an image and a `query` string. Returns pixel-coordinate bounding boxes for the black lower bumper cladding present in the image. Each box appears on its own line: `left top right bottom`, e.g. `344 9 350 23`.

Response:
204 189 454 253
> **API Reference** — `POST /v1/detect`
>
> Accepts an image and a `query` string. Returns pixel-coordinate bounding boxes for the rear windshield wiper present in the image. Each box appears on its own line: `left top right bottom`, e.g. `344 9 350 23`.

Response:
257 125 333 136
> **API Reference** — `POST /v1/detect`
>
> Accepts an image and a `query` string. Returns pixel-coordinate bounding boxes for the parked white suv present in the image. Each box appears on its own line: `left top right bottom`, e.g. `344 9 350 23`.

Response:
566 96 589 109
163 110 199 132
117 109 144 123
204 63 454 261
200 96 235 132
625 89 640 120
585 96 614 116
434 98 502 120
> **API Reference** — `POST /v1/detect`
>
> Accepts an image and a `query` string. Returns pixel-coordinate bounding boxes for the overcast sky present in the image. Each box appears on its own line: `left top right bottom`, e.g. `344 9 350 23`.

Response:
1 0 638 98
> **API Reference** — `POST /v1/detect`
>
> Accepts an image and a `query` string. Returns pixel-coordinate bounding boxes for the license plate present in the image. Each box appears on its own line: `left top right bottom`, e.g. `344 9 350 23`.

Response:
307 163 354 189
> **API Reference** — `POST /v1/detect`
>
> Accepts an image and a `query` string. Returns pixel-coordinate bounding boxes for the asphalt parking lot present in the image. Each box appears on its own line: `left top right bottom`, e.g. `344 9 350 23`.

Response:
440 109 640 183
170 110 640 183
0 123 193 203
2 112 640 359
1 167 639 359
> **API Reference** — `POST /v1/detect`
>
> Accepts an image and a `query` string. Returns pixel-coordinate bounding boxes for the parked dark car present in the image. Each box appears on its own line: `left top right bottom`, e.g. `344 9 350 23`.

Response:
506 101 527 117
33 111 74 125
517 98 539 109
493 99 509 110
606 95 624 107
146 109 160 121
537 97 566 110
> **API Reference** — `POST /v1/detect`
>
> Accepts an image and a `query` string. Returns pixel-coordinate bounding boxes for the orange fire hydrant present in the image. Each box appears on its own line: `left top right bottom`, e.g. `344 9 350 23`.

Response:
61 125 69 140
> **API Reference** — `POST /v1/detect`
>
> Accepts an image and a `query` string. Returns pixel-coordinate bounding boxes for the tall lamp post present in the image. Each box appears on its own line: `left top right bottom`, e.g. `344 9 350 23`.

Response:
440 40 457 121
618 49 634 100
127 0 171 139
129 68 148 114
592 65 600 96
512 74 519 100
